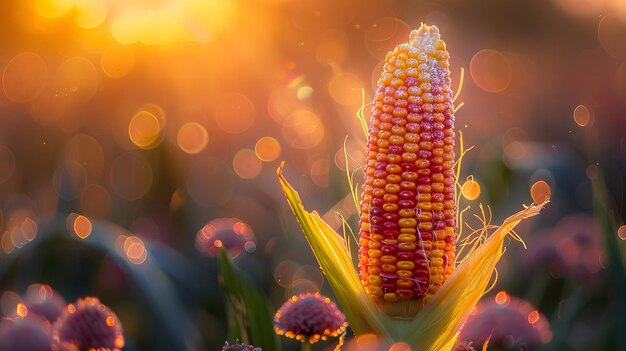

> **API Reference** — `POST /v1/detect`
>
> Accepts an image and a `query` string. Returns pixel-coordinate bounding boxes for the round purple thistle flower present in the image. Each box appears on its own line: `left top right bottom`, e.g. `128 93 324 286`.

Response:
274 293 347 344
525 213 604 285
54 297 124 350
23 284 66 323
0 317 54 351
195 218 256 259
222 340 262 351
459 292 552 349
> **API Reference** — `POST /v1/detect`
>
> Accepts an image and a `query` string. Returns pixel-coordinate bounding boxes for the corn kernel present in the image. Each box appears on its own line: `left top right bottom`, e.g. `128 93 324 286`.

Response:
397 261 415 271
398 234 416 243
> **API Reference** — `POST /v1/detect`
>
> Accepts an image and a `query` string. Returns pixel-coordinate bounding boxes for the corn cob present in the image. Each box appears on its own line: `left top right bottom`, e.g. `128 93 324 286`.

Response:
358 24 456 316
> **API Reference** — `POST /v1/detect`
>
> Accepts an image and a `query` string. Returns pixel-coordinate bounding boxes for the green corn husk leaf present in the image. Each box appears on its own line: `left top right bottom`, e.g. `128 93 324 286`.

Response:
218 249 281 351
278 163 546 351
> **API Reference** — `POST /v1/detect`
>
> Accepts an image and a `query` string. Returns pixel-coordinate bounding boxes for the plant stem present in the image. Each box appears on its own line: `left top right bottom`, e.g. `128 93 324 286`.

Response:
301 342 312 351
524 270 550 307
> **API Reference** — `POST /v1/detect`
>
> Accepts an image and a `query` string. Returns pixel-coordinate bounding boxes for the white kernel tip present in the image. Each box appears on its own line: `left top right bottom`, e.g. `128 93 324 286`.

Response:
409 23 441 49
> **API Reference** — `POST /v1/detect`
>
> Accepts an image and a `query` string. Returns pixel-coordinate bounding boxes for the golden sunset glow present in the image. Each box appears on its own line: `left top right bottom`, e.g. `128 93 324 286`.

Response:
0 1 622 350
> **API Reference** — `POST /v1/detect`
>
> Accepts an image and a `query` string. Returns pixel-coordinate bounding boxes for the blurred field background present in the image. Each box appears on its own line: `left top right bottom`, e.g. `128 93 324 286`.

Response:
0 0 625 350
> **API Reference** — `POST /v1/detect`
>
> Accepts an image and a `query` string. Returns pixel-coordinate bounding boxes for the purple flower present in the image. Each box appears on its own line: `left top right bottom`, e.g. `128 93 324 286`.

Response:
526 213 604 284
54 297 124 350
459 292 552 348
23 284 66 323
222 341 262 351
0 317 53 351
195 218 256 258
274 293 347 344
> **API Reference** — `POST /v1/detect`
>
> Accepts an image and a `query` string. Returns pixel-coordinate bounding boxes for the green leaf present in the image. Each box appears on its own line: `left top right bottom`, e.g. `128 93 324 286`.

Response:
592 173 626 351
218 249 281 351
0 214 201 349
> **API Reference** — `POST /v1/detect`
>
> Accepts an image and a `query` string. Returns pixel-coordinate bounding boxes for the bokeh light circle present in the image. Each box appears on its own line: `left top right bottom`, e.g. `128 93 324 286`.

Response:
573 104 591 127
364 17 411 60
530 180 551 204
297 86 313 100
274 260 300 288
177 122 209 154
0 291 23 318
52 56 100 107
268 85 299 123
0 197 40 254
109 152 153 201
292 265 325 292
495 290 510 305
233 149 262 179
585 164 599 180
389 342 411 351
181 7 225 43
344 333 387 351
75 0 108 29
255 136 281 162
618 225 626 240
214 92 255 134
528 310 540 324
101 45 135 78
25 284 53 301
470 49 512 93
6 216 39 249
328 72 365 105
461 179 481 200
2 52 48 103
108 1 232 45
128 111 162 149
287 279 320 296
72 214 93 239
310 158 329 187
282 110 325 150
195 217 255 259
334 142 365 171
598 14 626 59
315 30 349 65
124 236 147 264
34 0 74 18
64 133 105 179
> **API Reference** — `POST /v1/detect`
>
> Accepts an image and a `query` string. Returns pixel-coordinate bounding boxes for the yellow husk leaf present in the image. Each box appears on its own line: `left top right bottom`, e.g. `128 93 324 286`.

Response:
277 162 547 351
404 202 547 350
277 163 390 338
